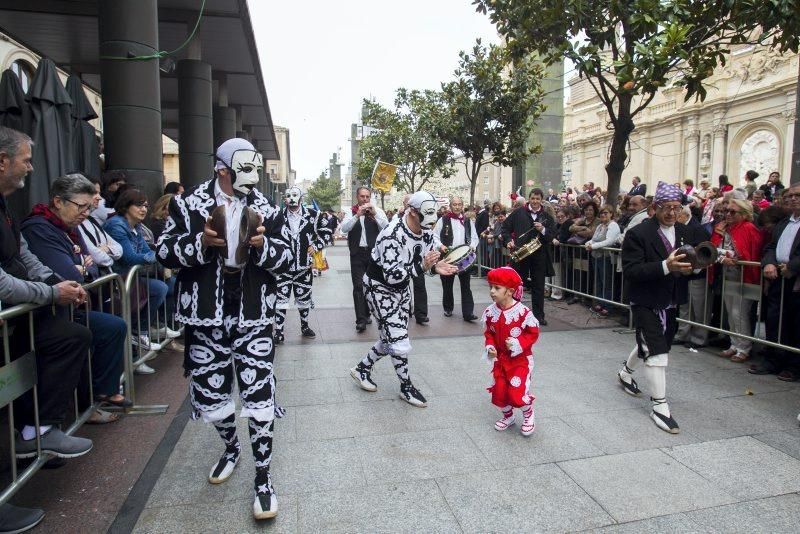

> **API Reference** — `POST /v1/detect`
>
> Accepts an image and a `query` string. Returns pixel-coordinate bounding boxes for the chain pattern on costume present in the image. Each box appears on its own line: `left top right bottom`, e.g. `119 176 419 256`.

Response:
365 277 412 345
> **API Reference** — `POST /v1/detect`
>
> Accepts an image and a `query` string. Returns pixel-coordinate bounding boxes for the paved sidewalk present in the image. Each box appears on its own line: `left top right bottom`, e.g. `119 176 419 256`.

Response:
132 247 800 533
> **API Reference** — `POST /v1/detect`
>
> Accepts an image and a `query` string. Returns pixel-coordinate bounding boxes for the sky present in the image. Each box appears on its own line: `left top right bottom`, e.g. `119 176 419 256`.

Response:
249 0 501 181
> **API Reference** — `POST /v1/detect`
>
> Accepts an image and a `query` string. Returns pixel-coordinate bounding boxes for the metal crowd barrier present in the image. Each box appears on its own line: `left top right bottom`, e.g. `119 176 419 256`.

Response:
475 237 799 355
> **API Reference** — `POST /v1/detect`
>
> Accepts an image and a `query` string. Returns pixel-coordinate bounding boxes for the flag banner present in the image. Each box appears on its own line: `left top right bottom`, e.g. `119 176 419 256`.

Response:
370 160 397 193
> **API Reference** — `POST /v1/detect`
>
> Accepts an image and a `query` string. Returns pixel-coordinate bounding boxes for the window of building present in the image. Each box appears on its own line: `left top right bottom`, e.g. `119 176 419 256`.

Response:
11 60 34 93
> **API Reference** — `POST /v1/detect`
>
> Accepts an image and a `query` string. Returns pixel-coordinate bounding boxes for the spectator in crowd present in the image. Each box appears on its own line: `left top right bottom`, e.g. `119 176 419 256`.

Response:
92 169 126 224
617 196 632 231
163 181 184 196
673 204 712 349
78 176 123 279
0 126 94 464
618 195 649 244
759 171 785 202
592 187 605 207
104 188 168 371
552 205 579 300
148 194 174 243
683 179 695 197
701 187 722 232
566 187 577 203
20 174 130 421
586 204 620 316
546 188 558 202
718 174 733 194
751 189 770 211
757 205 789 245
565 201 599 304
629 176 646 196
751 182 800 380
743 170 759 198
693 178 712 201
710 199 764 362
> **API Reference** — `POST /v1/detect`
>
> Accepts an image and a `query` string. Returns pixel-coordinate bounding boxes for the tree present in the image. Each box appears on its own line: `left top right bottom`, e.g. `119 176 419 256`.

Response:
474 0 800 201
306 172 343 211
357 89 455 195
436 40 546 206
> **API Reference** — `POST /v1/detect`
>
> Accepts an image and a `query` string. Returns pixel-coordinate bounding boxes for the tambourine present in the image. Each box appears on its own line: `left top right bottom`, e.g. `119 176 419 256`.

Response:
442 244 476 274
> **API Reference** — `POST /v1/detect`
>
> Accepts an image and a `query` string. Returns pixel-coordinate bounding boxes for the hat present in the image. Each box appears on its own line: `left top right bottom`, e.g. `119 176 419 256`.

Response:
654 181 682 204
408 190 436 209
487 267 524 300
215 138 256 171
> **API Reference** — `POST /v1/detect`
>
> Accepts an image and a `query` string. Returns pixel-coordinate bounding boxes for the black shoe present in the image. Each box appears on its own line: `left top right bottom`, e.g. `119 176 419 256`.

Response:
274 332 284 345
748 364 775 375
366 318 373 325
356 322 366 333
0 503 44 533
684 342 704 350
301 326 316 338
463 314 478 322
565 297 577 305
415 316 429 325
443 310 453 317
539 319 548 326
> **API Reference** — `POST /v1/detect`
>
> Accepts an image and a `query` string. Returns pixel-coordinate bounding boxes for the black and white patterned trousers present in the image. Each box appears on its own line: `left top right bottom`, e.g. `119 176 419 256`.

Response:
359 276 412 382
275 269 313 334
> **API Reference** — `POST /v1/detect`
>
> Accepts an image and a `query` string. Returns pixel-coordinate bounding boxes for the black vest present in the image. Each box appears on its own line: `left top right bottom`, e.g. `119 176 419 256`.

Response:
0 195 28 281
440 216 472 247
347 215 380 253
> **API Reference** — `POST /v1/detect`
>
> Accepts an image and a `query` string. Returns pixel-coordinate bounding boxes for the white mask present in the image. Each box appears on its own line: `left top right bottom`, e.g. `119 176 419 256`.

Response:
416 199 438 229
285 186 302 208
229 149 263 197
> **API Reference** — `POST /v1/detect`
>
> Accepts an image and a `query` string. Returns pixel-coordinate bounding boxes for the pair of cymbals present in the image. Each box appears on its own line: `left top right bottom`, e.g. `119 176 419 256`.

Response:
209 205 261 264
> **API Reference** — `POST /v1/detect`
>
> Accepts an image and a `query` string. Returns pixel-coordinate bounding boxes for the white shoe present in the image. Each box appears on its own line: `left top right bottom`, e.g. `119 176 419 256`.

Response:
134 363 156 375
132 333 159 351
253 493 278 519
151 326 182 339
494 414 516 431
208 450 239 484
350 365 377 392
651 398 680 434
520 408 536 436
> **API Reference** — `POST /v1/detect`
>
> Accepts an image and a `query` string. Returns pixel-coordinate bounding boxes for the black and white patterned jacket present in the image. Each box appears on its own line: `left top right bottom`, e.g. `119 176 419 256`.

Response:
283 206 333 271
366 217 441 290
155 178 292 327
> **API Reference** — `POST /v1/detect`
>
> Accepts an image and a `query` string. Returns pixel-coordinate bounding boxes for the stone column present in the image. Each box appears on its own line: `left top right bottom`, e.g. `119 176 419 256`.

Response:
711 110 727 180
685 115 700 180
98 0 163 203
673 121 684 181
177 59 213 187
783 90 797 182
213 76 237 149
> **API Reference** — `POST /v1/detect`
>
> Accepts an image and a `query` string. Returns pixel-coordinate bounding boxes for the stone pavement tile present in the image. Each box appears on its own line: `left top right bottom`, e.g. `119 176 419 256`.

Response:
134 494 298 534
294 398 409 441
276 376 343 407
274 407 298 444
584 512 706 533
297 479 461 533
686 493 800 533
559 449 737 523
661 436 800 500
672 397 788 441
399 392 499 432
753 428 800 461
415 358 492 397
693 367 798 396
356 427 491 485
275 342 332 361
533 382 635 418
463 416 603 468
664 369 740 403
436 463 614 533
285 353 347 380
272 437 367 496
721 390 800 429
559 407 701 455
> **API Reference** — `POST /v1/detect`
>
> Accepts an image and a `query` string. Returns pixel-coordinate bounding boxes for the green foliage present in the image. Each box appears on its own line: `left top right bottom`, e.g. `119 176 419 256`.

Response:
436 40 546 205
473 0 800 201
357 89 455 193
306 172 343 211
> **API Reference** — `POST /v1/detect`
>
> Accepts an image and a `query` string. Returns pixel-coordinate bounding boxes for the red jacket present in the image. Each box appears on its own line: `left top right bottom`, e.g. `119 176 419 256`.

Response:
710 220 765 285
482 301 540 360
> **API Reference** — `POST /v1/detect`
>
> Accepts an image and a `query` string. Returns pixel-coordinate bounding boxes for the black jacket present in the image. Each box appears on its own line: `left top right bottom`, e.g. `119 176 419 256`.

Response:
156 178 291 328
475 209 490 237
501 205 556 275
283 206 333 271
622 217 691 309
762 215 800 278
629 183 647 196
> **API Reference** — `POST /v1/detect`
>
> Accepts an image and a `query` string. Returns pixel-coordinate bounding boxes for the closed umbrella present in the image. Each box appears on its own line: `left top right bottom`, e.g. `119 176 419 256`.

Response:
0 69 30 132
66 74 100 180
26 58 73 208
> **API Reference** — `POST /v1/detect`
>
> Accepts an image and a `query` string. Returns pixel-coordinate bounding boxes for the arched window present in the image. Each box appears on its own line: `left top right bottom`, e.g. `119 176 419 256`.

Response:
10 59 34 93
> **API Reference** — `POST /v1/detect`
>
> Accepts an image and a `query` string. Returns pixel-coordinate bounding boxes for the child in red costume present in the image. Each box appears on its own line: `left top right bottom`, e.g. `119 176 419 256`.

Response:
482 266 540 436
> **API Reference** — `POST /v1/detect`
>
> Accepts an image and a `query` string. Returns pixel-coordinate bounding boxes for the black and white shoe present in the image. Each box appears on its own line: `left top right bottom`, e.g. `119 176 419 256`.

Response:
617 365 641 396
651 398 680 434
253 470 277 519
301 326 316 338
274 332 284 345
208 444 240 484
350 363 377 392
400 381 427 408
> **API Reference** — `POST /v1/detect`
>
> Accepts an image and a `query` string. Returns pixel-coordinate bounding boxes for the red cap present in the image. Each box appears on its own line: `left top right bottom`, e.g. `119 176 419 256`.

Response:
487 267 522 290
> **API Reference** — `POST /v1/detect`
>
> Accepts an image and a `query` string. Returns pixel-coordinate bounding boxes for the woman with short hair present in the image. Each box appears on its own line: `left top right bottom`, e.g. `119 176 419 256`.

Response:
586 204 621 316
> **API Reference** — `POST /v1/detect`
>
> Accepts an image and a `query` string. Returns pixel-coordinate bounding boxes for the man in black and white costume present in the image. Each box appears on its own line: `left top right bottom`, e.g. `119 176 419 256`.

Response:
617 181 693 434
274 186 332 343
433 195 479 321
157 138 291 519
350 191 457 406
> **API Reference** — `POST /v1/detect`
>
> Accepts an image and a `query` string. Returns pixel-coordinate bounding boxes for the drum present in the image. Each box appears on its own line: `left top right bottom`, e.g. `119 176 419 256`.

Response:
442 244 476 274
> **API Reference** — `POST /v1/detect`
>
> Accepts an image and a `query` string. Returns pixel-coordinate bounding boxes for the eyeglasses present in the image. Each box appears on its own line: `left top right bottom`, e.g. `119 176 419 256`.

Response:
656 204 682 213
725 209 741 215
134 201 149 208
64 198 92 214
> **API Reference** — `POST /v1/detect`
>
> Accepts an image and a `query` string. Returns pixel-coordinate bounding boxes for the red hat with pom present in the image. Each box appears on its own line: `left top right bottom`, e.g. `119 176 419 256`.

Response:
487 267 524 300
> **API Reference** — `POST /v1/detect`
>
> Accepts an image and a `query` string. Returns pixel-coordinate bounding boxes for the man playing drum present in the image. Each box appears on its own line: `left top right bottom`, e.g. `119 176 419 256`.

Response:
433 196 479 322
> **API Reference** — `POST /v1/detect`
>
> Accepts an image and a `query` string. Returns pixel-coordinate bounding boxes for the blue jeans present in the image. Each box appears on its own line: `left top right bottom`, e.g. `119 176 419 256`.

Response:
75 310 126 396
593 256 613 305
136 277 168 332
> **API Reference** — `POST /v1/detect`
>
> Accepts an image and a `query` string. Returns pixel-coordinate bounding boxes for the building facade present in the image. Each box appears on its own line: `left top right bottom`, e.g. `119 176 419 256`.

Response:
564 45 798 194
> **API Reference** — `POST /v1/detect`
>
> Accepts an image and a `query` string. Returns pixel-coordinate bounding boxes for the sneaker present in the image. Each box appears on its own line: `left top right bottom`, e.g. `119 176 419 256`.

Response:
134 362 156 375
132 333 158 351
15 428 92 459
301 326 316 338
350 364 377 392
617 370 641 396
208 444 240 484
0 503 45 533
274 332 284 345
651 398 680 434
253 471 277 520
520 408 536 436
399 381 427 408
494 414 516 431
151 326 182 339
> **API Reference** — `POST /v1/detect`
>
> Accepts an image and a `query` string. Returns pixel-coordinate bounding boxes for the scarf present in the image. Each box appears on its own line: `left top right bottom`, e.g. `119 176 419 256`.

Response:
351 204 359 215
29 204 85 252
446 211 464 223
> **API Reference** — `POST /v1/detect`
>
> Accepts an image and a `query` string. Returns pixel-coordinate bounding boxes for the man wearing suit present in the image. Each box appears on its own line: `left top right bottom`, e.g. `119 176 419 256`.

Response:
629 176 647 197
340 187 389 332
750 182 800 381
501 188 555 325
617 182 693 434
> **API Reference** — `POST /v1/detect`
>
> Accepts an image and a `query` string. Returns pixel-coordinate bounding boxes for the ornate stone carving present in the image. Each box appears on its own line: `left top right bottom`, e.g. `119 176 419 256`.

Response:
739 130 779 180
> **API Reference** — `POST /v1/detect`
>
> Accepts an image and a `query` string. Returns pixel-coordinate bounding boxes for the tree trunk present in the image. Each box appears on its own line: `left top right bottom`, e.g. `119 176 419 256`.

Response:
469 159 480 207
604 94 635 204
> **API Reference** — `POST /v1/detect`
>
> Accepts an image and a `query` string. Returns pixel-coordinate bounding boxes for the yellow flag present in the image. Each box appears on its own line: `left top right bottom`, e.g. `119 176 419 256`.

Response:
370 161 397 193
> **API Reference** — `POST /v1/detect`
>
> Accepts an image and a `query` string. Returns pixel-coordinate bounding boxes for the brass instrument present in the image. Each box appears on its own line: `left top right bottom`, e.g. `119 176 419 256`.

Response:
510 237 542 262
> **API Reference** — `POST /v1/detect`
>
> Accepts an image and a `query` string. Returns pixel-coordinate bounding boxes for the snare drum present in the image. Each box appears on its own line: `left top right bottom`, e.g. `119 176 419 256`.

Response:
442 244 476 274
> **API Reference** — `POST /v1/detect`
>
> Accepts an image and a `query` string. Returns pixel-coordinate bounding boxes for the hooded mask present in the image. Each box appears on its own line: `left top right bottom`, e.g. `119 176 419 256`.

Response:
215 138 263 198
408 191 438 230
285 186 302 208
